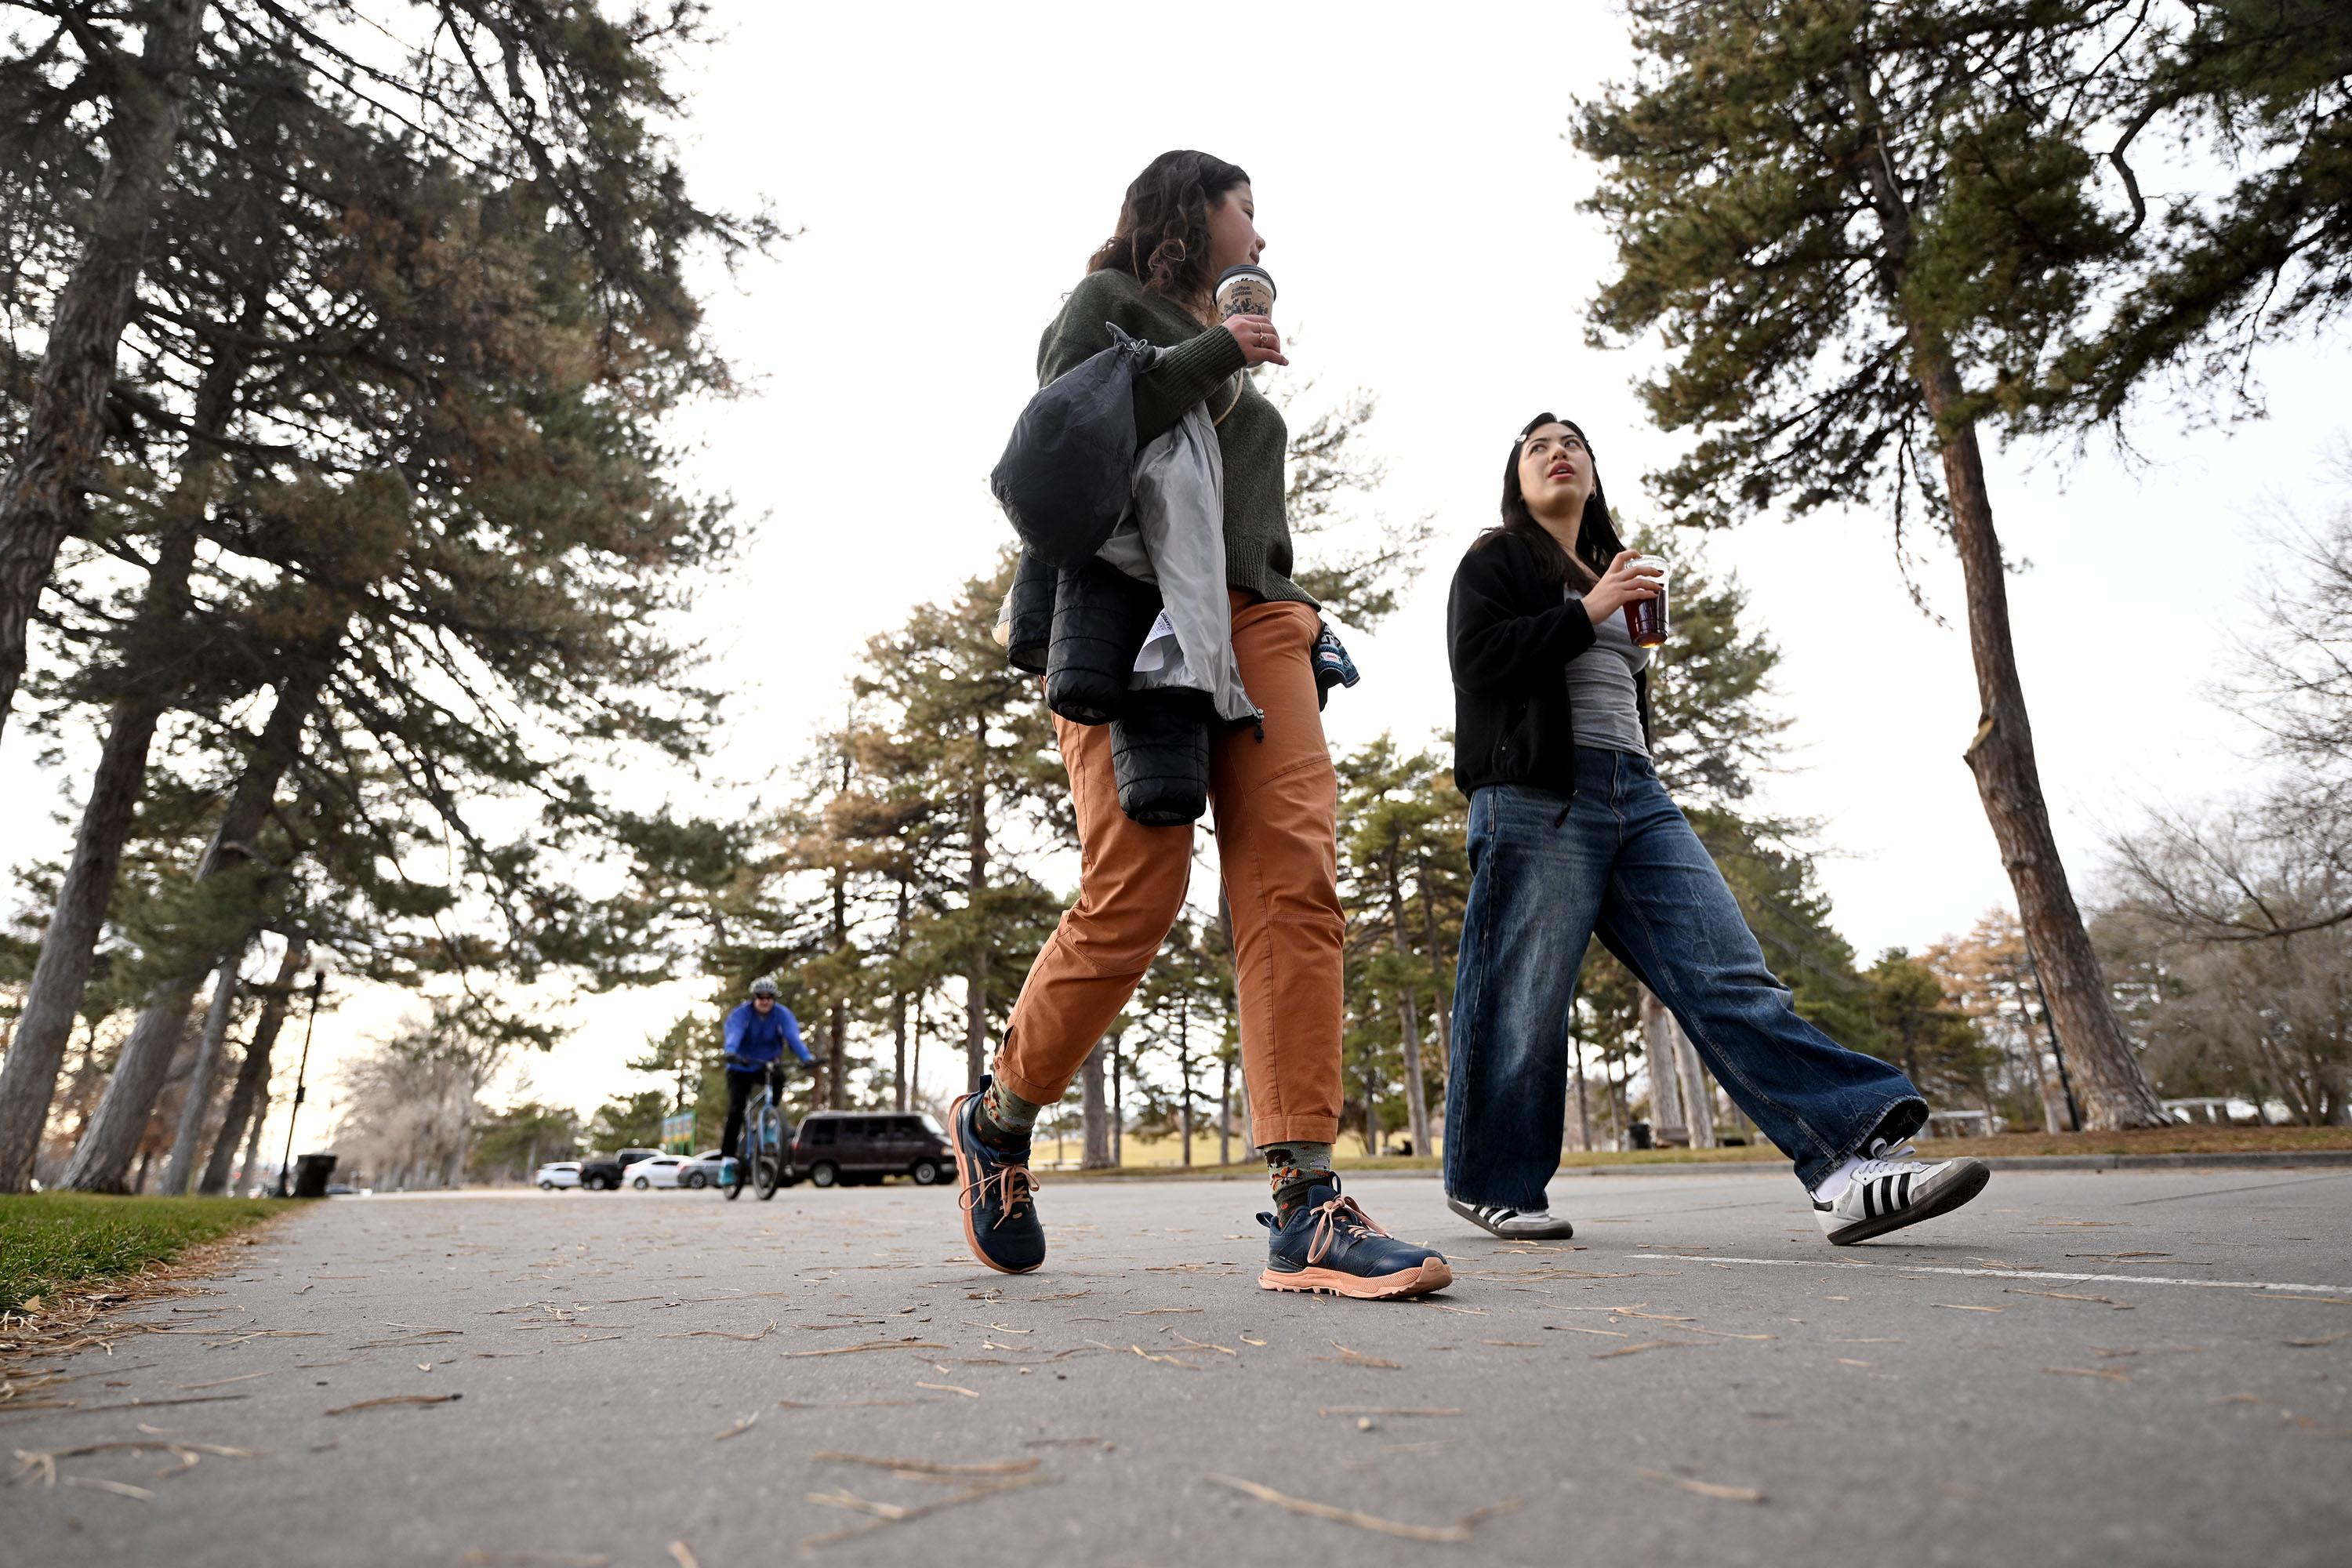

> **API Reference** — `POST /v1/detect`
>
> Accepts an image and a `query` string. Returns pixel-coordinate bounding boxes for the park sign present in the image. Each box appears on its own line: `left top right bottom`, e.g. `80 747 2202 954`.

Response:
662 1109 695 1154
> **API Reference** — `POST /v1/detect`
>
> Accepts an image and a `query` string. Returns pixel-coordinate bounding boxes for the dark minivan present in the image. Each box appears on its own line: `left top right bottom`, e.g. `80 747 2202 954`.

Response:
791 1112 951 1189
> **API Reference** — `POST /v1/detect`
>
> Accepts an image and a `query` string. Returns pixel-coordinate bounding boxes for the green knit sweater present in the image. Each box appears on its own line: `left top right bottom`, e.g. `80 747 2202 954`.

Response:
1036 267 1312 608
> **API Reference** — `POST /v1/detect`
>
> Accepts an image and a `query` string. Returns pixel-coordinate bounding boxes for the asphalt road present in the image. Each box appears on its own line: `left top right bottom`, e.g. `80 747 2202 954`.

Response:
8 1164 2349 1566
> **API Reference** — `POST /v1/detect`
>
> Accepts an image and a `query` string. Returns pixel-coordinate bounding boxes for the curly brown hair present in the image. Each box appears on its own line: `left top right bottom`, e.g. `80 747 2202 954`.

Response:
1087 150 1251 307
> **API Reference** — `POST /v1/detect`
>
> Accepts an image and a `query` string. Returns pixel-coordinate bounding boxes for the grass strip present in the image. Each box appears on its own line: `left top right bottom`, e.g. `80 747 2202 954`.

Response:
1 1193 288 1312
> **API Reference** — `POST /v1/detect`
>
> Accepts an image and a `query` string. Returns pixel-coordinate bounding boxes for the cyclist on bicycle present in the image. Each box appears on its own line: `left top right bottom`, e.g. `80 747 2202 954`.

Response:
722 978 814 1171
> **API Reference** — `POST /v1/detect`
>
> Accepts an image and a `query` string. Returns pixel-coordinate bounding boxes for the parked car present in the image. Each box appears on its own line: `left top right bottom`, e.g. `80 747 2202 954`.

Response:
790 1112 952 1189
535 1161 582 1190
675 1149 731 1189
576 1148 662 1191
625 1153 686 1189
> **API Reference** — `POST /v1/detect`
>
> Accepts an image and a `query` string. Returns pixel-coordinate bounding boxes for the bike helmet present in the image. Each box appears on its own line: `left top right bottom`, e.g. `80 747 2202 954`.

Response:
750 976 779 999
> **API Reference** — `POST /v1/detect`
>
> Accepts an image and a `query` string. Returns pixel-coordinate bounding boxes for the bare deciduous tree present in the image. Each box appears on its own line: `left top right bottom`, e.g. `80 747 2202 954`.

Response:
2100 795 2350 1124
325 998 559 1190
2096 489 2352 1125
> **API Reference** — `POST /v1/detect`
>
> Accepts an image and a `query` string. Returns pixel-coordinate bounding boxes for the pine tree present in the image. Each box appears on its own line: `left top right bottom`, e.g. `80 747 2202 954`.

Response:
2049 1 2352 425
0 0 209 736
1131 920 1225 1167
7 87 744 1189
848 554 1064 1096
0 0 768 750
1270 383 1433 629
1335 736 1466 1156
1861 947 1996 1113
1577 1 2168 1125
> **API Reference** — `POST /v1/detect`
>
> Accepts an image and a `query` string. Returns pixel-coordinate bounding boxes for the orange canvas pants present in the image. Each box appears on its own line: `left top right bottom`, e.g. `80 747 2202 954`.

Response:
995 593 1345 1147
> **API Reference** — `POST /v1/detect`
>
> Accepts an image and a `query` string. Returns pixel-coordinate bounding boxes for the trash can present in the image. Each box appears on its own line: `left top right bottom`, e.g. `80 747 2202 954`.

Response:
1628 1121 1653 1150
292 1152 339 1198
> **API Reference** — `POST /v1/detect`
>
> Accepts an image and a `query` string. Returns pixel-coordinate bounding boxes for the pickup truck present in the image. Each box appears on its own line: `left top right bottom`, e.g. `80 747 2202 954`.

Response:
576 1147 661 1191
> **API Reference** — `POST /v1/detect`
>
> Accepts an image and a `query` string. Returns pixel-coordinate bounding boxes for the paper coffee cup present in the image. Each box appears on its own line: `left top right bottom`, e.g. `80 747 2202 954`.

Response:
1214 263 1276 321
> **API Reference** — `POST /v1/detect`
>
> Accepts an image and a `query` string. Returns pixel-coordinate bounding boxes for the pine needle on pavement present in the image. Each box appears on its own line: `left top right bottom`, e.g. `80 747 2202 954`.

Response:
1203 1474 1518 1542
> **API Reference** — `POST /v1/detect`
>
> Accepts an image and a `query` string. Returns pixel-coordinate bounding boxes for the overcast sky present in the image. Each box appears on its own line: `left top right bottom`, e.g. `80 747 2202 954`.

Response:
4 2 2338 1161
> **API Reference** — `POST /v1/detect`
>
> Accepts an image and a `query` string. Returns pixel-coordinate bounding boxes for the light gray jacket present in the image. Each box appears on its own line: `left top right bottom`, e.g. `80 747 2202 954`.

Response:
1094 401 1258 724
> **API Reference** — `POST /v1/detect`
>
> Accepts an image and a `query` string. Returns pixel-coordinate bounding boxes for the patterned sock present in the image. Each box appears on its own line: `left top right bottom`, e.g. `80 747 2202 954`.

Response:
1265 1142 1336 1221
975 1080 1044 1151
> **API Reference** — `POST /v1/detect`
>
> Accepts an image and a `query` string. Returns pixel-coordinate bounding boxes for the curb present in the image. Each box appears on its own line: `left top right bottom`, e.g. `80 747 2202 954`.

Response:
1566 1149 2352 1177
1048 1149 2352 1182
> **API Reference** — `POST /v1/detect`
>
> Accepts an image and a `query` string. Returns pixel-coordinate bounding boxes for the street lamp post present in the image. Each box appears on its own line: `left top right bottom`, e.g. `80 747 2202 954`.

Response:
273 971 326 1196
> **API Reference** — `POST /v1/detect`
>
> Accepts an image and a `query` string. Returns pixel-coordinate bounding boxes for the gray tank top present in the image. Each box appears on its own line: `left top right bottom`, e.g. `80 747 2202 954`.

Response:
1563 590 1649 755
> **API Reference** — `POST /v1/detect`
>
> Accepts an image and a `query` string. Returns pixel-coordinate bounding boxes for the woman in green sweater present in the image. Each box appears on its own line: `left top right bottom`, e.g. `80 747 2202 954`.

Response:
949 151 1450 1300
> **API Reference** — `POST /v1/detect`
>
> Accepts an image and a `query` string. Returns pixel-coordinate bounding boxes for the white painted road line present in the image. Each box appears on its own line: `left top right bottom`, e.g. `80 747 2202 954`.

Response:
1634 1254 2350 1295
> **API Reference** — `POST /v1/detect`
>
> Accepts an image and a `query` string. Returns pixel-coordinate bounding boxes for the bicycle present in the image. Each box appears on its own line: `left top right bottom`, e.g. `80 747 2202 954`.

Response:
721 1063 787 1203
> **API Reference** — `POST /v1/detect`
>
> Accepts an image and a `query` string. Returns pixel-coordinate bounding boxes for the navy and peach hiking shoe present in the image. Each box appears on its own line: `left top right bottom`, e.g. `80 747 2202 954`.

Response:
949 1080 1045 1275
1259 1181 1453 1299
1813 1142 1991 1245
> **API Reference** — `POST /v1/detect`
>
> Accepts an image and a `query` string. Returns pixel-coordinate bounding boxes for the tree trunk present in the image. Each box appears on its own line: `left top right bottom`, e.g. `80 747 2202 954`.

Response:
825 857 851 1109
1613 1047 1630 1150
1415 858 1453 1080
964 735 990 1092
1178 998 1192 1168
1570 1008 1593 1152
1671 1013 1714 1149
0 659 181 1189
1639 987 1690 1143
827 998 847 1111
0 0 210 742
0 289 263 1191
1080 1029 1112 1169
909 1012 923 1116
1218 1047 1232 1167
892 991 908 1112
163 928 251 1193
1215 887 1252 1156
2010 970 2066 1134
69 989 203 1196
1385 856 1432 1155
235 1076 271 1194
891 877 910 1112
200 938 305 1195
1915 340 2165 1127
62 656 330 1192
1846 66 2165 1132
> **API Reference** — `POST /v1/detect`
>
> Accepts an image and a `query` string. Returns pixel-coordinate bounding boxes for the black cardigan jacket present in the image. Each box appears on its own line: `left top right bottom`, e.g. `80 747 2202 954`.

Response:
1446 530 1653 799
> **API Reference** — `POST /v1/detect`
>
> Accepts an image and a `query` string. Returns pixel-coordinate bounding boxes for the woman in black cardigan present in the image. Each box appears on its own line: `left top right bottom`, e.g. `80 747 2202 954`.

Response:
1441 414 1990 1247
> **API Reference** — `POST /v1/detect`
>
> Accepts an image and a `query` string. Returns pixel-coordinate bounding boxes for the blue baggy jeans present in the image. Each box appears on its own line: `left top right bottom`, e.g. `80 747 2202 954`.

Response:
1444 750 1926 1203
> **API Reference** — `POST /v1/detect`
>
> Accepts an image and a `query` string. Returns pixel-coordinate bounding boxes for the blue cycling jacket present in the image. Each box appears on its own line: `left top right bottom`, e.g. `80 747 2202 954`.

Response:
724 1001 813 1067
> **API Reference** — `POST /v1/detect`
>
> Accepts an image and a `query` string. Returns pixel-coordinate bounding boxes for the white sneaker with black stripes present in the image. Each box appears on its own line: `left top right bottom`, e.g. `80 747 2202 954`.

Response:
1446 1195 1576 1240
1811 1142 1991 1245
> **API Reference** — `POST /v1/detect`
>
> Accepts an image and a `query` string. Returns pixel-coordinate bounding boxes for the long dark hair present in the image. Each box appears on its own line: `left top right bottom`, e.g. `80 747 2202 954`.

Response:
1087 150 1250 307
1475 412 1627 589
